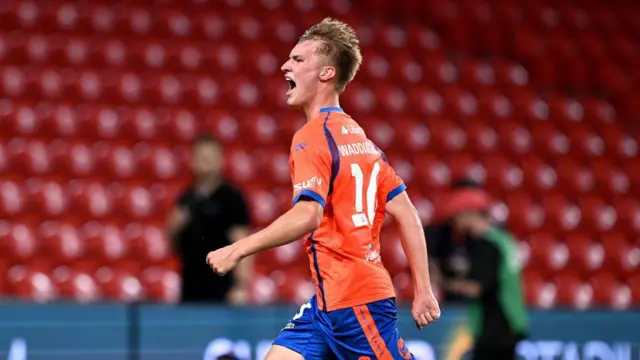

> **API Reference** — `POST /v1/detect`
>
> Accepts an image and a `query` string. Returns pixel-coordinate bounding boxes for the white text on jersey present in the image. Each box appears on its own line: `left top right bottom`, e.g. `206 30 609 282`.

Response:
294 176 323 191
338 141 379 157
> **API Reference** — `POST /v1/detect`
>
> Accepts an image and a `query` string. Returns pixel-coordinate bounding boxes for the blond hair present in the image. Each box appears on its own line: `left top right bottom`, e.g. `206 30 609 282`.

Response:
298 17 362 93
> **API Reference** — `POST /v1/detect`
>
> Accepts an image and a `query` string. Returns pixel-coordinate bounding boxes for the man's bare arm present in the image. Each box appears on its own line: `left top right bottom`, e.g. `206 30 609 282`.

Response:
233 201 323 259
166 207 190 251
386 192 433 294
229 226 252 289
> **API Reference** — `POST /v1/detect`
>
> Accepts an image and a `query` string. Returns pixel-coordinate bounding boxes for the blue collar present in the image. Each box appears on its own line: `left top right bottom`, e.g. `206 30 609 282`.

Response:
319 106 344 113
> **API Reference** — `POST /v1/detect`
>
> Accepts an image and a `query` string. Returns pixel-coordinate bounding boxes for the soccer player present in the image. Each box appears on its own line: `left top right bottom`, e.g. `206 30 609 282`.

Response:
206 17 440 360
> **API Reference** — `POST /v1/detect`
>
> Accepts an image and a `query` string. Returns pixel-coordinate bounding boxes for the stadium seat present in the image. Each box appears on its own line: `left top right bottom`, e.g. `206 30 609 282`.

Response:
590 272 632 310
124 223 172 266
8 266 59 303
96 266 145 302
1 222 40 263
554 272 593 310
53 265 102 303
39 221 87 265
141 266 180 304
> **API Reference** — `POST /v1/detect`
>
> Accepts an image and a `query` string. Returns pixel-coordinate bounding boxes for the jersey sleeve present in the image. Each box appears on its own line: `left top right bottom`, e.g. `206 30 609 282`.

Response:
290 135 332 208
379 161 406 203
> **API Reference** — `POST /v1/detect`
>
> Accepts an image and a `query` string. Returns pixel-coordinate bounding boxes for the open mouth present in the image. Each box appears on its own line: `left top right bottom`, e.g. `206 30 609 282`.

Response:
286 78 296 91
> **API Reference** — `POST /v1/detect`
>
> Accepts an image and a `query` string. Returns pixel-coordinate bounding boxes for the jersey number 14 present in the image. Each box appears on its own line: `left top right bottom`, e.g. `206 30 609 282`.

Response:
350 162 380 228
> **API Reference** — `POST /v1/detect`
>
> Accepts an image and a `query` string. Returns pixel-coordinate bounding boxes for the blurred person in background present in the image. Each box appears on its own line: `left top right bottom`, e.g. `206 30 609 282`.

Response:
424 178 485 360
424 177 485 303
445 191 529 360
166 134 252 304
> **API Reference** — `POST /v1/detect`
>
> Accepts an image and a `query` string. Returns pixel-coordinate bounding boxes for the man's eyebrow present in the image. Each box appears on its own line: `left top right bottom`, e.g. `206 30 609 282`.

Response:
290 54 304 61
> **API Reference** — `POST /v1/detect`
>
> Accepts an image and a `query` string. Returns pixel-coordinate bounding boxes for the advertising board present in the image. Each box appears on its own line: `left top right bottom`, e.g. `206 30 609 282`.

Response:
1 302 638 360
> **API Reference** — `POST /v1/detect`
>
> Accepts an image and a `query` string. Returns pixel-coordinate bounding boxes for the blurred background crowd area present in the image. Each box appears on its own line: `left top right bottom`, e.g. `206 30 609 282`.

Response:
0 0 639 309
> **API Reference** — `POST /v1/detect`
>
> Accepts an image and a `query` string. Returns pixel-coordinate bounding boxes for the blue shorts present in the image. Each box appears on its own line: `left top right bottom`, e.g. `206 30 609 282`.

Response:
273 296 415 360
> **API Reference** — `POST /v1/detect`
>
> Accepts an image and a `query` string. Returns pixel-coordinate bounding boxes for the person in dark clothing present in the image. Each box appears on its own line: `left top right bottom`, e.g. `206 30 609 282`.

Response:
446 209 529 360
424 177 485 303
166 134 252 304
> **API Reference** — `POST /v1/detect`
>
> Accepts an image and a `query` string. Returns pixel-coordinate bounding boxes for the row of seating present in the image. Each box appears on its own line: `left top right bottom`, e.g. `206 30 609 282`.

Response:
1 140 637 198
2 62 637 111
3 262 639 308
3 1 639 40
2 219 637 277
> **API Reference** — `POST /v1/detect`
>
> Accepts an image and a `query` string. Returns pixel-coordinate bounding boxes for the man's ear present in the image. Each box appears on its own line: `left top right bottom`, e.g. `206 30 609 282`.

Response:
319 66 336 82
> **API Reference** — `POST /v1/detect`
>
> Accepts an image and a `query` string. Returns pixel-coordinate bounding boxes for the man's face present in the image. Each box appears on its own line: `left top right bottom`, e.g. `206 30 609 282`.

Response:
453 212 474 233
281 39 327 108
191 142 222 179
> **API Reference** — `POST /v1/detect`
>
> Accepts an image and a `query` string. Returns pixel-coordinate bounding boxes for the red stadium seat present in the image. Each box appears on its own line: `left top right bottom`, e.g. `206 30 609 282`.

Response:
124 223 171 266
39 222 87 266
111 184 157 221
245 188 279 227
53 266 102 303
250 274 279 305
141 267 180 304
522 269 553 308
413 154 451 192
134 144 181 181
7 138 52 176
564 233 604 276
541 193 581 233
554 272 593 310
1 222 40 264
67 180 114 219
96 267 145 302
25 179 69 219
273 270 316 304
601 232 640 276
0 180 26 219
590 272 631 310
527 232 568 276
93 143 137 180
84 222 131 264
8 266 58 303
165 109 199 144
50 141 96 178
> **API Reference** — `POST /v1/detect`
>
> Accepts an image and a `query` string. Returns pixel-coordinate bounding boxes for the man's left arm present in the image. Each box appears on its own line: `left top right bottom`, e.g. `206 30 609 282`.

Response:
208 136 331 274
226 191 253 303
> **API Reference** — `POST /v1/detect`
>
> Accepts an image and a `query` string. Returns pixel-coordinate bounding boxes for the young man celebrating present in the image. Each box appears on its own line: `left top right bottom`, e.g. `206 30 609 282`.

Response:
206 18 440 360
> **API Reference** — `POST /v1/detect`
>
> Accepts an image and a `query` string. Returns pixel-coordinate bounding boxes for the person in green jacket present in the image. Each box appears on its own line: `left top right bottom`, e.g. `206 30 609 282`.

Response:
446 203 529 360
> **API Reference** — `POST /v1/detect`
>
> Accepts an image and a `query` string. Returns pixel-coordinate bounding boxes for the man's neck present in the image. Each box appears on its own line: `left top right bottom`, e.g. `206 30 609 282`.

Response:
194 176 222 196
303 92 341 122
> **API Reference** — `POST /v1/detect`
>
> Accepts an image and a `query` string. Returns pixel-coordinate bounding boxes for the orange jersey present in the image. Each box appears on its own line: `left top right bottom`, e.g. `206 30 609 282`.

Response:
289 107 406 312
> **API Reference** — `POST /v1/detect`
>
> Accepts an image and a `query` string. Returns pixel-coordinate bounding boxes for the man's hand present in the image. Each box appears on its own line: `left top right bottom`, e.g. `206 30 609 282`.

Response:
412 290 441 330
206 245 241 276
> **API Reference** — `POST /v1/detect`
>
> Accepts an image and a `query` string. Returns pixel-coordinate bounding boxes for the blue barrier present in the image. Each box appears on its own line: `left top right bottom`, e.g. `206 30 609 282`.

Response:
1 301 638 360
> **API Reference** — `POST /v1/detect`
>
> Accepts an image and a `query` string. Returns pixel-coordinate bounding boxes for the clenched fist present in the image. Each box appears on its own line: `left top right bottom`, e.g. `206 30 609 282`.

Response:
412 291 441 330
206 245 241 276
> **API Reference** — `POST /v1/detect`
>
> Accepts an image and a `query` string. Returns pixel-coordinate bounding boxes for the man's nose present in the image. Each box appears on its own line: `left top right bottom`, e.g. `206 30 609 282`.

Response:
281 60 291 73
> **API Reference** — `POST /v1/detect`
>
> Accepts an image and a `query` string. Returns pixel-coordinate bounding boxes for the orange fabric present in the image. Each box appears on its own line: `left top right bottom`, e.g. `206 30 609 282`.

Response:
290 109 404 311
353 305 394 360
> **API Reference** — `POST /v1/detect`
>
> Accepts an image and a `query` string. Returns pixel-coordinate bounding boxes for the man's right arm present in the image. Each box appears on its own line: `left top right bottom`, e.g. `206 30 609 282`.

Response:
386 192 433 294
166 192 192 251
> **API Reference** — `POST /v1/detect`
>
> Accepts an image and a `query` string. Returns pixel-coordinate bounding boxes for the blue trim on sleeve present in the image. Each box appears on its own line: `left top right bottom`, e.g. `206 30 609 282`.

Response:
386 183 407 202
293 189 326 208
